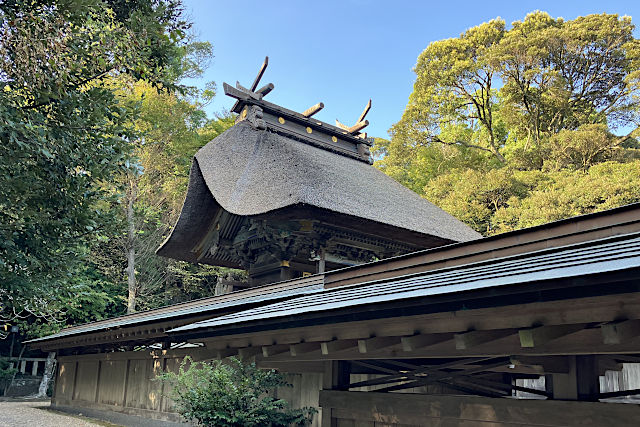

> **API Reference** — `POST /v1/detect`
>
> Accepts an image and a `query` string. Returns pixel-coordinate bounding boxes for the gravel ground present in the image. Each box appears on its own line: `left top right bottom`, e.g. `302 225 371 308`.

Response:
0 400 120 427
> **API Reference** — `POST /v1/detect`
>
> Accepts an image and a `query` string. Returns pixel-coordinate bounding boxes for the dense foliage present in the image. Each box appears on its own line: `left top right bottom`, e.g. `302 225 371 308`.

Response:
0 0 240 338
158 357 316 427
377 12 640 235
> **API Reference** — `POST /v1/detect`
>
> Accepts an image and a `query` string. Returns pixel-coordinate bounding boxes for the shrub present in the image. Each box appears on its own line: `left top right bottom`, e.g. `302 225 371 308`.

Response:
158 356 316 426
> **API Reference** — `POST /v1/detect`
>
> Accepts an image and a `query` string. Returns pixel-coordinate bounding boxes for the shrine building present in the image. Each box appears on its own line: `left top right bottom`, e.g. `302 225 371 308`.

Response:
27 59 640 427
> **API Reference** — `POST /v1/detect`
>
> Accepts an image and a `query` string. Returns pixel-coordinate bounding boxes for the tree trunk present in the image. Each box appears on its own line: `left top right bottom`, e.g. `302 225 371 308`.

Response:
36 352 56 398
126 178 137 313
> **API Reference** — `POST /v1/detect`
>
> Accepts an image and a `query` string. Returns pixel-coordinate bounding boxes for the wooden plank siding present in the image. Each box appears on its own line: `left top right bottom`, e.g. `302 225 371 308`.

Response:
53 349 326 425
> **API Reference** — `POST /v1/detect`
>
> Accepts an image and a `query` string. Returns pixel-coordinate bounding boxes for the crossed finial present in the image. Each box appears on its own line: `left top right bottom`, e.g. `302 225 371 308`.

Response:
225 57 372 137
336 99 371 136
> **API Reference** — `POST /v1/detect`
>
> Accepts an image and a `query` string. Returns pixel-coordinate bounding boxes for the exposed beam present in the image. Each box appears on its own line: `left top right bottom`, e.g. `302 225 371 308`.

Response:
351 360 399 375
261 344 290 358
519 324 583 348
320 339 357 355
598 356 623 375
357 336 400 354
510 355 570 374
601 320 640 344
599 388 640 399
347 357 496 390
454 330 514 350
611 354 640 363
401 333 450 352
301 102 324 118
372 360 509 394
289 342 320 356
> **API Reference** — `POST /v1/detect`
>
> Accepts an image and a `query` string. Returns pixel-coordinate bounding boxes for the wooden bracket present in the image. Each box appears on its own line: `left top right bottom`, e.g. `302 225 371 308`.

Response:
400 333 450 352
261 344 290 358
601 319 640 344
357 336 401 354
519 324 583 348
238 346 262 359
321 339 356 355
454 330 514 350
290 342 320 356
216 348 238 359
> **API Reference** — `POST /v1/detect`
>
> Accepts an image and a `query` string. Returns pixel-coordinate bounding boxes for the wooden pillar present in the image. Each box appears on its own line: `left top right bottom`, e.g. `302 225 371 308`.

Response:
31 361 38 376
548 355 600 401
576 355 599 401
322 361 350 427
19 360 26 374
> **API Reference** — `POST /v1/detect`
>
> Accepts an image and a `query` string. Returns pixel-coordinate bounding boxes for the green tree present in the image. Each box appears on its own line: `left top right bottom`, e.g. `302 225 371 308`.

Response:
159 357 316 427
381 12 640 236
0 0 192 337
115 81 238 312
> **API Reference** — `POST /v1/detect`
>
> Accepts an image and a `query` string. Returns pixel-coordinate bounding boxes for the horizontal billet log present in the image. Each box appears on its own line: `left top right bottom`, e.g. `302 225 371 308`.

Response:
255 83 274 97
301 103 324 117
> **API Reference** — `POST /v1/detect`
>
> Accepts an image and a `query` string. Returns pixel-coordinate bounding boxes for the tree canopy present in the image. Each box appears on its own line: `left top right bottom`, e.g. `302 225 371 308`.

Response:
378 12 640 235
0 0 238 338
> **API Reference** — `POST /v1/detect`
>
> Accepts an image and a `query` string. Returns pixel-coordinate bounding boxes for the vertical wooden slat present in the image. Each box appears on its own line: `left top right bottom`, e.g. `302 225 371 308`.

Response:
122 359 131 407
71 361 79 401
94 360 102 403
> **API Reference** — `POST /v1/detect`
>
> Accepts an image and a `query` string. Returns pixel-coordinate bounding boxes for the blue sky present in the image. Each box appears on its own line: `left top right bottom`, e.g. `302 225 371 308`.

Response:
182 0 640 138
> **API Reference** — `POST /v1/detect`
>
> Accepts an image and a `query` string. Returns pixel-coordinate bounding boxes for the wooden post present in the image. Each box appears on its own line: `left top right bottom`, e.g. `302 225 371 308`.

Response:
322 360 350 426
19 360 26 374
549 356 577 400
317 249 326 274
280 260 292 281
547 355 599 401
31 361 38 376
576 355 599 401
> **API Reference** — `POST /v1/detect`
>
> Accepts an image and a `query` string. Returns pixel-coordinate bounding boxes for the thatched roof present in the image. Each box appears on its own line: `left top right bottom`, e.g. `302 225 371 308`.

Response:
157 121 480 264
